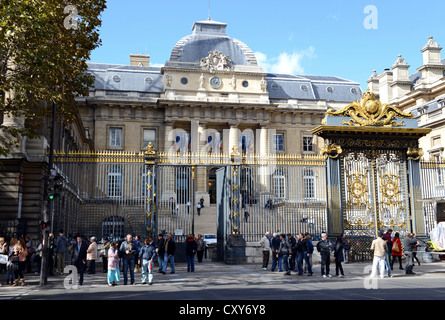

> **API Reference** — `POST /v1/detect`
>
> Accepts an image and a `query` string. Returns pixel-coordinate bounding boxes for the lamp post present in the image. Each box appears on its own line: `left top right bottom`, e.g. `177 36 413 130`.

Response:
40 101 56 286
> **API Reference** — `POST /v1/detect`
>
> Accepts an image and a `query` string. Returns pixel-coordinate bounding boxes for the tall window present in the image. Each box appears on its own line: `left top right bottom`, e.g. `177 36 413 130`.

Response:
303 168 315 199
303 135 314 152
143 129 156 149
434 154 444 186
273 168 286 199
109 128 122 148
107 165 122 198
273 134 285 152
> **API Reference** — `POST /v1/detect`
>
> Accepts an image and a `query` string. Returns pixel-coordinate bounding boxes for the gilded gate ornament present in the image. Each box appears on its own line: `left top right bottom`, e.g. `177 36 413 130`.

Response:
326 88 413 127
407 147 424 161
379 173 402 207
320 143 342 159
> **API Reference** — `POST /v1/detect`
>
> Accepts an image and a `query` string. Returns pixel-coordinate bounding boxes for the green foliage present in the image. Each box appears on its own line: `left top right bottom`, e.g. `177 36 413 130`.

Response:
0 0 107 155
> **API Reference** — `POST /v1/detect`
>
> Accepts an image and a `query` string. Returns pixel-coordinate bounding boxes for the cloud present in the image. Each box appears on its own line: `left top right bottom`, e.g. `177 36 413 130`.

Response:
150 63 164 68
255 47 315 75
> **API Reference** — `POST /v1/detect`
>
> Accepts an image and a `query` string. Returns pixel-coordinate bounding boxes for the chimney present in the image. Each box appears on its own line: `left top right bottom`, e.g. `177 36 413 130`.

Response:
130 54 150 67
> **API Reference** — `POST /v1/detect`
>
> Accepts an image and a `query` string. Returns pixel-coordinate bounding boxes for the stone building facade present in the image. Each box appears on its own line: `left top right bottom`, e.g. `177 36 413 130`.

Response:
77 19 362 205
367 36 445 160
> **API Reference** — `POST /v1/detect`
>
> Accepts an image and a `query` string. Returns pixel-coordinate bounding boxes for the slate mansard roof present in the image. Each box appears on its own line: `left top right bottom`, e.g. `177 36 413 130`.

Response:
85 20 362 102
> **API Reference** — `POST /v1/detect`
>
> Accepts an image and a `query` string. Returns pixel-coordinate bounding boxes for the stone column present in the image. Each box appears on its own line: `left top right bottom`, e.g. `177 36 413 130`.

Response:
161 121 175 201
195 121 209 206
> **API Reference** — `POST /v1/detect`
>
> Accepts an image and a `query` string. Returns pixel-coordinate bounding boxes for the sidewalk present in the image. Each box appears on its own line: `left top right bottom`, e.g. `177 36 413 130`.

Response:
1 260 445 300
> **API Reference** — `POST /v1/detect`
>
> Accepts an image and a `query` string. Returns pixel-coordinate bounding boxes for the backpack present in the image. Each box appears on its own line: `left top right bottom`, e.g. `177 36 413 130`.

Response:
316 241 321 253
307 240 314 254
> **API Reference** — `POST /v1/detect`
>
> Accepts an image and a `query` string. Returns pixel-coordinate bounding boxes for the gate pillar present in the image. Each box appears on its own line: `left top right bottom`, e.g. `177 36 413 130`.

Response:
312 89 431 239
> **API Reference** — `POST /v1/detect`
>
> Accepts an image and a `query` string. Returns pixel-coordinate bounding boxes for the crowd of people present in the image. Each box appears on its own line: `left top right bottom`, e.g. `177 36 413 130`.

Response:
0 230 208 287
0 227 426 287
259 231 350 277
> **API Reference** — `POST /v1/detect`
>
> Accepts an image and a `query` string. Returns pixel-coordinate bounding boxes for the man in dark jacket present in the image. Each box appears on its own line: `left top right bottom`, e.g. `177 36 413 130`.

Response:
270 233 282 272
317 233 333 278
297 233 313 276
185 235 198 272
119 234 137 285
139 236 157 285
162 233 176 274
287 233 297 271
156 234 165 273
71 235 87 285
277 234 291 275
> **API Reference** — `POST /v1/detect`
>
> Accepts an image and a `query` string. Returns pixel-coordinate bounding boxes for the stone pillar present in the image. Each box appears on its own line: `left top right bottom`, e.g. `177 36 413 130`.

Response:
195 122 209 206
162 121 175 201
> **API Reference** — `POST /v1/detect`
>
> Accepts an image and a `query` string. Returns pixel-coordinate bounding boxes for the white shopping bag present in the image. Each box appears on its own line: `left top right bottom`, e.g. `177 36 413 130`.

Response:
0 254 8 264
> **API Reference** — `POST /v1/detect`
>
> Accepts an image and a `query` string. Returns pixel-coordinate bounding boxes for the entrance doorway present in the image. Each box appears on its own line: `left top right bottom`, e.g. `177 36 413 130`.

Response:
208 167 218 204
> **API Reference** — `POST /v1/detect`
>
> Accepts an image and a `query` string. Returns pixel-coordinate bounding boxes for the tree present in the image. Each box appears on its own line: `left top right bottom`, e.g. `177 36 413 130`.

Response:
0 0 107 155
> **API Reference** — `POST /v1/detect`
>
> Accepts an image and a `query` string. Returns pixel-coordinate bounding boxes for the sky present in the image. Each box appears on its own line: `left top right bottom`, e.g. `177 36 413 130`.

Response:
89 0 445 90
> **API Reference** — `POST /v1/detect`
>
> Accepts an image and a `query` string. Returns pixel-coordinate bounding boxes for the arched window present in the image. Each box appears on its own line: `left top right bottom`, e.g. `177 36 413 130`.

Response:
101 216 124 242
303 168 315 199
107 165 122 198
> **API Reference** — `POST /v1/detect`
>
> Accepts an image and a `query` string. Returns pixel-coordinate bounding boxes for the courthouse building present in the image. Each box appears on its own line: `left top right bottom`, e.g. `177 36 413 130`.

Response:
77 19 362 205
1 19 363 240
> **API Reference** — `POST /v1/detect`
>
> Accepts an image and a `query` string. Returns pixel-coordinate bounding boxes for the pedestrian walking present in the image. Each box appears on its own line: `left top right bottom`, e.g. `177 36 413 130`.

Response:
196 234 206 263
71 235 87 285
5 237 16 285
303 232 314 274
11 238 28 286
119 234 137 285
25 236 34 273
342 233 350 264
412 236 421 266
317 233 333 278
390 232 403 270
259 232 271 270
277 234 291 275
197 203 201 216
185 234 197 272
270 233 281 272
100 237 111 273
34 237 43 275
107 242 120 286
54 229 69 275
162 233 176 274
370 231 388 278
297 233 313 276
87 237 98 274
288 233 297 271
382 229 393 278
156 233 165 273
332 235 345 277
403 233 419 275
139 236 156 285
0 237 7 275
134 235 142 273
244 210 250 223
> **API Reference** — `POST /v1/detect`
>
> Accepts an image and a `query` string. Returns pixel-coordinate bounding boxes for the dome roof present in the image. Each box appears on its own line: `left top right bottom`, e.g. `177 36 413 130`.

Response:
168 20 258 66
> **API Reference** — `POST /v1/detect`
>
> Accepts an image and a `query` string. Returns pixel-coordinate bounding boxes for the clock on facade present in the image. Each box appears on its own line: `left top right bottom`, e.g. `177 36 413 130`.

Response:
209 76 222 89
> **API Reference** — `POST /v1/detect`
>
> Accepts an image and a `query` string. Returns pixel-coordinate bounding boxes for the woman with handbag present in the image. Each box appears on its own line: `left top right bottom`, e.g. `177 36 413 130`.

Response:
11 238 28 286
5 237 16 285
391 232 403 270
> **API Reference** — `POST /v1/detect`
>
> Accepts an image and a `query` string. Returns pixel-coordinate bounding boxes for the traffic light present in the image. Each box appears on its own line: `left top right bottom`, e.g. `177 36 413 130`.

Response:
47 169 62 200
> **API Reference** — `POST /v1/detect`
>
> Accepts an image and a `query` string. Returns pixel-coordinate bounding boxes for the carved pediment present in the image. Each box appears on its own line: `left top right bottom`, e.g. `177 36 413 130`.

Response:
199 50 232 73
326 88 413 127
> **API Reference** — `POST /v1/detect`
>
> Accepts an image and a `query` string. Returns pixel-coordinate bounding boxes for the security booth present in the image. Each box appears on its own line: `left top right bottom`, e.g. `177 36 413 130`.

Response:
312 89 431 261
